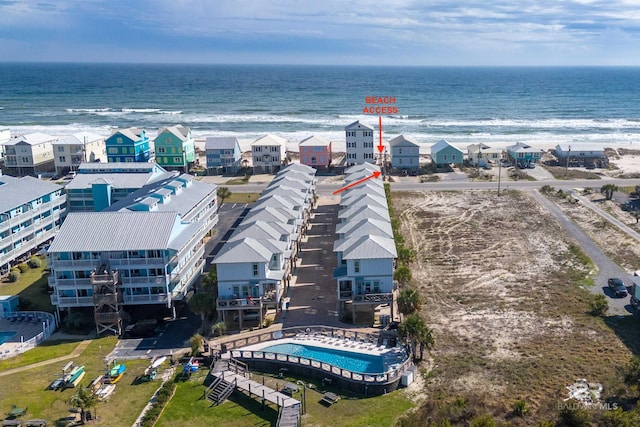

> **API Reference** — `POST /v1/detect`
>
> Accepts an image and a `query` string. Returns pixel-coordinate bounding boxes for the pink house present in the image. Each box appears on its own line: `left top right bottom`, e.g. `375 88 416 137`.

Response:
299 135 332 168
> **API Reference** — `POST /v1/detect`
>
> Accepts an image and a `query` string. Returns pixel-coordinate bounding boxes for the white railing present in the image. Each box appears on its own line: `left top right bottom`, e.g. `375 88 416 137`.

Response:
1 310 57 352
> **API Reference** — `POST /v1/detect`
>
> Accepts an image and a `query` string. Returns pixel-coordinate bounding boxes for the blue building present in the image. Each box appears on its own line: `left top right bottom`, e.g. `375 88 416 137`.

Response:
205 137 242 174
105 128 151 163
65 162 175 212
430 139 464 167
389 135 419 170
0 175 66 274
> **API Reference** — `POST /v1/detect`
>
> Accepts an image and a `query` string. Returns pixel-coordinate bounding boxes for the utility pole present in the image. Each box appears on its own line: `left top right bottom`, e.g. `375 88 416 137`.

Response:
497 154 502 196
565 145 571 178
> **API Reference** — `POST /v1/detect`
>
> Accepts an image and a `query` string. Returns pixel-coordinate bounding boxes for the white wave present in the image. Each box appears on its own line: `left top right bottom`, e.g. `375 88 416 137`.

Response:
121 108 162 113
159 110 182 115
66 108 111 113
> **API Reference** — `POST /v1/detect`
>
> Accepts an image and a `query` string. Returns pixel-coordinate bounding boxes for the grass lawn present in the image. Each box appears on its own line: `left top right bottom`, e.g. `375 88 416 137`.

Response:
0 257 54 313
221 192 260 204
0 336 160 426
157 371 414 427
0 339 79 371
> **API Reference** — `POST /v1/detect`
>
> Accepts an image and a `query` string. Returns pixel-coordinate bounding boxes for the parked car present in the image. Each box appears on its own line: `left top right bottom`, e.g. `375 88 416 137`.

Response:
607 278 628 297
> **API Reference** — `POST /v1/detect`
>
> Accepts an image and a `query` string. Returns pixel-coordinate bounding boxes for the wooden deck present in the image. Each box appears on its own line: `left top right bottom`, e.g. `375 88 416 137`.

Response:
213 370 300 408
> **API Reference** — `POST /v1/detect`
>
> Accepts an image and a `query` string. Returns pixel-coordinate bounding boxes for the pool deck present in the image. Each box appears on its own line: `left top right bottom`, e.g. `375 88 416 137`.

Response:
237 335 408 371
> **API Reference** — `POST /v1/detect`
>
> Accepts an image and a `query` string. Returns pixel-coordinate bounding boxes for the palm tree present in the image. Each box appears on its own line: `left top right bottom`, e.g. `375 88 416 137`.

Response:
201 267 218 296
399 313 427 360
397 247 416 265
397 288 421 320
600 184 619 200
211 321 227 337
218 187 232 205
189 333 204 356
189 292 214 333
68 385 99 423
393 265 412 286
417 327 435 360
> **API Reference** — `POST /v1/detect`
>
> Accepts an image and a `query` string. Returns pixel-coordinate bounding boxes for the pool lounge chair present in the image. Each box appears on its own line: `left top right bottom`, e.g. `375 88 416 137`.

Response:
320 392 340 406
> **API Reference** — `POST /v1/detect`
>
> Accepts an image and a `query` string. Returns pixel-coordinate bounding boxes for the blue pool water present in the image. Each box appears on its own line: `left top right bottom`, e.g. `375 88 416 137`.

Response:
0 331 16 344
259 343 385 374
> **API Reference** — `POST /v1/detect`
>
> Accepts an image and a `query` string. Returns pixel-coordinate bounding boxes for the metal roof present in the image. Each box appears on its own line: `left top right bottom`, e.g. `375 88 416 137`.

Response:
345 120 374 131
213 237 273 263
5 132 57 146
389 135 419 148
0 176 63 214
205 136 240 151
54 132 105 145
299 135 331 147
335 218 394 238
340 234 397 259
48 211 181 252
251 134 287 147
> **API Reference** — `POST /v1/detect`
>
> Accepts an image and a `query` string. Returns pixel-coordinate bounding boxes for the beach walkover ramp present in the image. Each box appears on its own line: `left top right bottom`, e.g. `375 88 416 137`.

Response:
205 358 301 426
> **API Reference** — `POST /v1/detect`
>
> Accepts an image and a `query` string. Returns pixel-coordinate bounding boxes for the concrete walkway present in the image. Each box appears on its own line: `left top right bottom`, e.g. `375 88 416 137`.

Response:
0 339 92 377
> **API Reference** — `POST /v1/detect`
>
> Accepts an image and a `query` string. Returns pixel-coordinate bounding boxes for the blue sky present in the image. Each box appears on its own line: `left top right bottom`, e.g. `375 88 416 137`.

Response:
1 0 639 65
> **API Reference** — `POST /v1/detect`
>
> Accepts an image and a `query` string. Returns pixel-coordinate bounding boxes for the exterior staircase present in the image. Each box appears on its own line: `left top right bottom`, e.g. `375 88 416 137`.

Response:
277 403 301 427
204 374 235 405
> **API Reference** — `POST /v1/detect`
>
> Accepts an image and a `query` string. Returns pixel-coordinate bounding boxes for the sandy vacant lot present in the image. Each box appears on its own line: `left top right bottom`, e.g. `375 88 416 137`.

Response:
394 189 634 424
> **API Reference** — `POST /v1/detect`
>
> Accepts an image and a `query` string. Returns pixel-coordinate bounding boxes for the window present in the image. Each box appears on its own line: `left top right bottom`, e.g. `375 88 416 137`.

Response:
59 156 66 162
252 264 259 276
303 157 307 162
443 154 448 161
116 137 123 144
399 158 402 164
452 154 456 161
270 146 278 152
108 147 118 154
21 157 29 163
354 260 360 273
255 146 262 152
157 147 165 153
174 157 182 163
346 131 355 137
58 146 65 152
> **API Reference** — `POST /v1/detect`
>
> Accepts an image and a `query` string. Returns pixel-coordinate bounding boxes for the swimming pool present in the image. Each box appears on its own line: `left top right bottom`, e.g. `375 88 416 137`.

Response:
259 342 385 374
0 331 16 344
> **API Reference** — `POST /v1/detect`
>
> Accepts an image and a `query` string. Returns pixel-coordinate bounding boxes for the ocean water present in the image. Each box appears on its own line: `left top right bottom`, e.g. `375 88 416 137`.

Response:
1 63 640 150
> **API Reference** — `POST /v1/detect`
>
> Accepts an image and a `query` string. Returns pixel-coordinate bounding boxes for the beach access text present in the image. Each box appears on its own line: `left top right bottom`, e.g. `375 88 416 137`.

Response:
363 96 398 114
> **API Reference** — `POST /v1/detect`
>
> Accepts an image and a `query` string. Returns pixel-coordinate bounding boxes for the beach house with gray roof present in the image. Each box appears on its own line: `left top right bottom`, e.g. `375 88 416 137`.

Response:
506 142 544 168
251 134 287 174
53 132 106 176
0 176 66 275
345 120 375 165
389 135 419 171
3 132 57 176
431 139 463 167
205 136 242 174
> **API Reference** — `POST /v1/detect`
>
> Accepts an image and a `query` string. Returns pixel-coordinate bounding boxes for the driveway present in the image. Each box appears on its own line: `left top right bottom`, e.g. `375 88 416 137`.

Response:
282 199 343 327
528 190 634 315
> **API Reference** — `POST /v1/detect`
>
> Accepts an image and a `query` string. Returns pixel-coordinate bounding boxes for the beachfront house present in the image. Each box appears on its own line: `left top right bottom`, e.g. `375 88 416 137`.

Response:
3 132 56 176
506 142 544 168
467 143 503 167
430 139 463 168
64 162 176 212
0 176 66 275
53 132 106 176
345 121 375 165
389 135 419 171
154 125 196 172
205 136 242 174
251 134 287 174
105 128 151 163
299 135 332 168
0 127 11 165
554 143 607 167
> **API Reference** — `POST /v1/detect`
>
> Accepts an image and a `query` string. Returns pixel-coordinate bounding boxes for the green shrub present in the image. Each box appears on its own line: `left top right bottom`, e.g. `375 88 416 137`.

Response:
589 294 608 317
28 257 42 268
8 270 20 282
17 263 29 273
263 316 274 327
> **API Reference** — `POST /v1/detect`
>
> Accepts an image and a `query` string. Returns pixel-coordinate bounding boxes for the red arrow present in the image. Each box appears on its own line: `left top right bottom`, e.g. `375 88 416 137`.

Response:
377 116 384 153
333 171 381 195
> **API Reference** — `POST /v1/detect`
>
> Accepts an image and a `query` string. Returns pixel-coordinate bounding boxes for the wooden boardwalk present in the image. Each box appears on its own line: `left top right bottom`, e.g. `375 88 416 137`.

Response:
213 370 301 408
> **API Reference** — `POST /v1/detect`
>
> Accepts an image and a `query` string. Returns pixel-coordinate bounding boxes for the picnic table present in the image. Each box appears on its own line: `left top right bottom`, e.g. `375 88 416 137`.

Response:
320 392 340 405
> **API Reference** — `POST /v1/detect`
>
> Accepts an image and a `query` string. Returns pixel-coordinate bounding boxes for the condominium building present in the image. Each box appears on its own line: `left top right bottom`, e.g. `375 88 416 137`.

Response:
47 174 218 335
65 162 176 212
0 175 66 274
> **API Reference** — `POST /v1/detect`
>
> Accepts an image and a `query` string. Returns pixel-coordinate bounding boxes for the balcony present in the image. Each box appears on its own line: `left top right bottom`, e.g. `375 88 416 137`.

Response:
93 293 123 306
56 296 94 307
352 292 394 304
339 290 353 300
123 294 169 305
94 311 123 323
108 257 166 266
51 259 100 269
217 297 263 310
